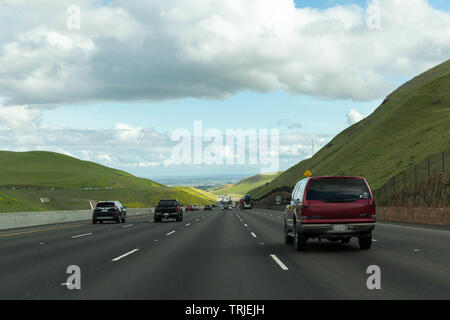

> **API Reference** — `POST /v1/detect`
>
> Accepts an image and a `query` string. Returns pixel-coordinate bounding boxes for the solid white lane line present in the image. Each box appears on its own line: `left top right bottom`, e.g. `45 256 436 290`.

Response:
112 249 139 262
378 223 446 233
251 232 257 238
122 224 133 228
72 233 92 239
166 230 175 236
271 254 289 271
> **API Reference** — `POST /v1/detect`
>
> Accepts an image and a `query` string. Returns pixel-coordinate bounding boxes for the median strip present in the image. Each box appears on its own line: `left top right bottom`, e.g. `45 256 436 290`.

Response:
0 223 88 238
270 254 289 271
112 249 139 262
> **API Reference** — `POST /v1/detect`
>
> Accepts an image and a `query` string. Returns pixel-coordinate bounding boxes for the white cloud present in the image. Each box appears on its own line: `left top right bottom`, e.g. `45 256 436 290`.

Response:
346 108 365 125
0 0 448 106
0 105 41 129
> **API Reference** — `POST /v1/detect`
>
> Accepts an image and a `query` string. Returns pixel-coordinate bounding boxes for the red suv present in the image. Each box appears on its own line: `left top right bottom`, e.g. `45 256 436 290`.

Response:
283 176 375 251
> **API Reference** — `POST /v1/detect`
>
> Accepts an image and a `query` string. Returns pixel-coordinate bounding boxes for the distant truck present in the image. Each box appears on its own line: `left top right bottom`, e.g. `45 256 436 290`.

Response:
154 199 183 222
239 194 253 209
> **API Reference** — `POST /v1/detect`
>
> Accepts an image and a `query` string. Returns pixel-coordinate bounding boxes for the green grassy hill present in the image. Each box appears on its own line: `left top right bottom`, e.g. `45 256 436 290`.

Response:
250 59 450 200
211 172 282 198
174 186 218 203
0 151 215 212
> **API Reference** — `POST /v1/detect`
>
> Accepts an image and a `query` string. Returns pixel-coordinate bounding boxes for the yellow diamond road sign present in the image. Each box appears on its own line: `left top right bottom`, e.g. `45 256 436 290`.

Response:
304 170 312 178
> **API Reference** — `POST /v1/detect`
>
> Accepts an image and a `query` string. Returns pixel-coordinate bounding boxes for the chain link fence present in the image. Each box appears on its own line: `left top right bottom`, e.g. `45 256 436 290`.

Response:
373 150 450 206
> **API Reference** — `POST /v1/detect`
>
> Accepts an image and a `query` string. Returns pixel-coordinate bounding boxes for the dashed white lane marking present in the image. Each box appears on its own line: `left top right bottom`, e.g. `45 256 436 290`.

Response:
251 232 257 238
271 254 289 271
414 249 421 252
122 224 133 228
186 223 191 227
196 219 200 222
72 233 92 239
153 239 159 242
149 220 154 222
244 224 248 227
112 249 139 262
166 230 175 236
373 239 378 242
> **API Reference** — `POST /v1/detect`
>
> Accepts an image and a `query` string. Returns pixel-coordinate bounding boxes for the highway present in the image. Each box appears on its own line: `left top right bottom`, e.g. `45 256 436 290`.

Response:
0 207 449 300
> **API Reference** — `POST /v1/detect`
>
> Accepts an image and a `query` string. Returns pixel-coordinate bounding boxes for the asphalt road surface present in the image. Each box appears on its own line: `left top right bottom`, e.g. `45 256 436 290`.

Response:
0 208 449 300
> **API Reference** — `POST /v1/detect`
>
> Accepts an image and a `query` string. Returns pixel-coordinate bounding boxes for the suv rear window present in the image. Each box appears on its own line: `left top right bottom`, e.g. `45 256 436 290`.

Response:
306 179 371 202
96 202 115 208
158 200 177 206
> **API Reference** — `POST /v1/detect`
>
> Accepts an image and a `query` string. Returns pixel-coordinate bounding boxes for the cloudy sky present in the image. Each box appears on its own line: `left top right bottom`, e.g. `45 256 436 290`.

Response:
0 0 449 179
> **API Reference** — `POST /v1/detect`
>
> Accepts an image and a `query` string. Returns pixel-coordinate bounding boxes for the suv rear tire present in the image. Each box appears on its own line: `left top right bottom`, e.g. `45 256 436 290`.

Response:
284 222 294 245
294 231 307 251
359 234 372 250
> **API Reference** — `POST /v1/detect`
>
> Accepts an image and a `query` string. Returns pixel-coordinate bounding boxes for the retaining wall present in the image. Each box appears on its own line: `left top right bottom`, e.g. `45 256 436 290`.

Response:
0 208 154 230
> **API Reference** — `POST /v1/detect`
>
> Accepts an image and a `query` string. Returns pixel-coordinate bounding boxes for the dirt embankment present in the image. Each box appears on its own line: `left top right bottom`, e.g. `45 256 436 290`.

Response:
384 171 449 208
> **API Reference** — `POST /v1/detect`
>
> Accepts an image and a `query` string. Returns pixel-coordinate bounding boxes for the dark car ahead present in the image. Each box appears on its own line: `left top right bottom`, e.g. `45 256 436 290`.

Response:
93 201 127 224
154 199 183 222
204 204 212 210
284 176 375 251
239 194 253 209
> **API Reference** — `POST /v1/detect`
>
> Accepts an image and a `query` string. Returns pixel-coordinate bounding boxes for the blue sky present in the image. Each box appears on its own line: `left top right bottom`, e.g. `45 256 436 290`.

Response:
1 0 449 180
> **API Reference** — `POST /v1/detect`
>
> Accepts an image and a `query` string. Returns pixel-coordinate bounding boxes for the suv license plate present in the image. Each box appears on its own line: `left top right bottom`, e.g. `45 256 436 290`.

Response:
332 224 347 232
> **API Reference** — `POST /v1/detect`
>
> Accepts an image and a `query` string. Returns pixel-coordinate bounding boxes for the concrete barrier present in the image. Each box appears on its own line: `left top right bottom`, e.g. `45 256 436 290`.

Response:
0 208 154 231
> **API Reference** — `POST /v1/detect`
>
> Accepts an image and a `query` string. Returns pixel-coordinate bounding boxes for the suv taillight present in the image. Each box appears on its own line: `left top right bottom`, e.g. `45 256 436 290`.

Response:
301 204 309 219
155 206 158 213
176 206 179 212
369 201 376 219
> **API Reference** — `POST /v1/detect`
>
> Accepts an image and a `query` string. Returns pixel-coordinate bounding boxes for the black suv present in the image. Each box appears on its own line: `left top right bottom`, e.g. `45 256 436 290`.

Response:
154 199 183 222
93 201 127 224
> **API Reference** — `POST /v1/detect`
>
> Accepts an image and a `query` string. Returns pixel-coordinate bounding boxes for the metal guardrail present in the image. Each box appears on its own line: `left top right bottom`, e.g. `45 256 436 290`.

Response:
373 150 449 206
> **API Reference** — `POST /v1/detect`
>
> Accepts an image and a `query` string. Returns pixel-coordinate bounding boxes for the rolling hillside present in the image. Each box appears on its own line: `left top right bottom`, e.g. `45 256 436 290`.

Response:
211 172 282 198
0 151 215 212
250 59 450 200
